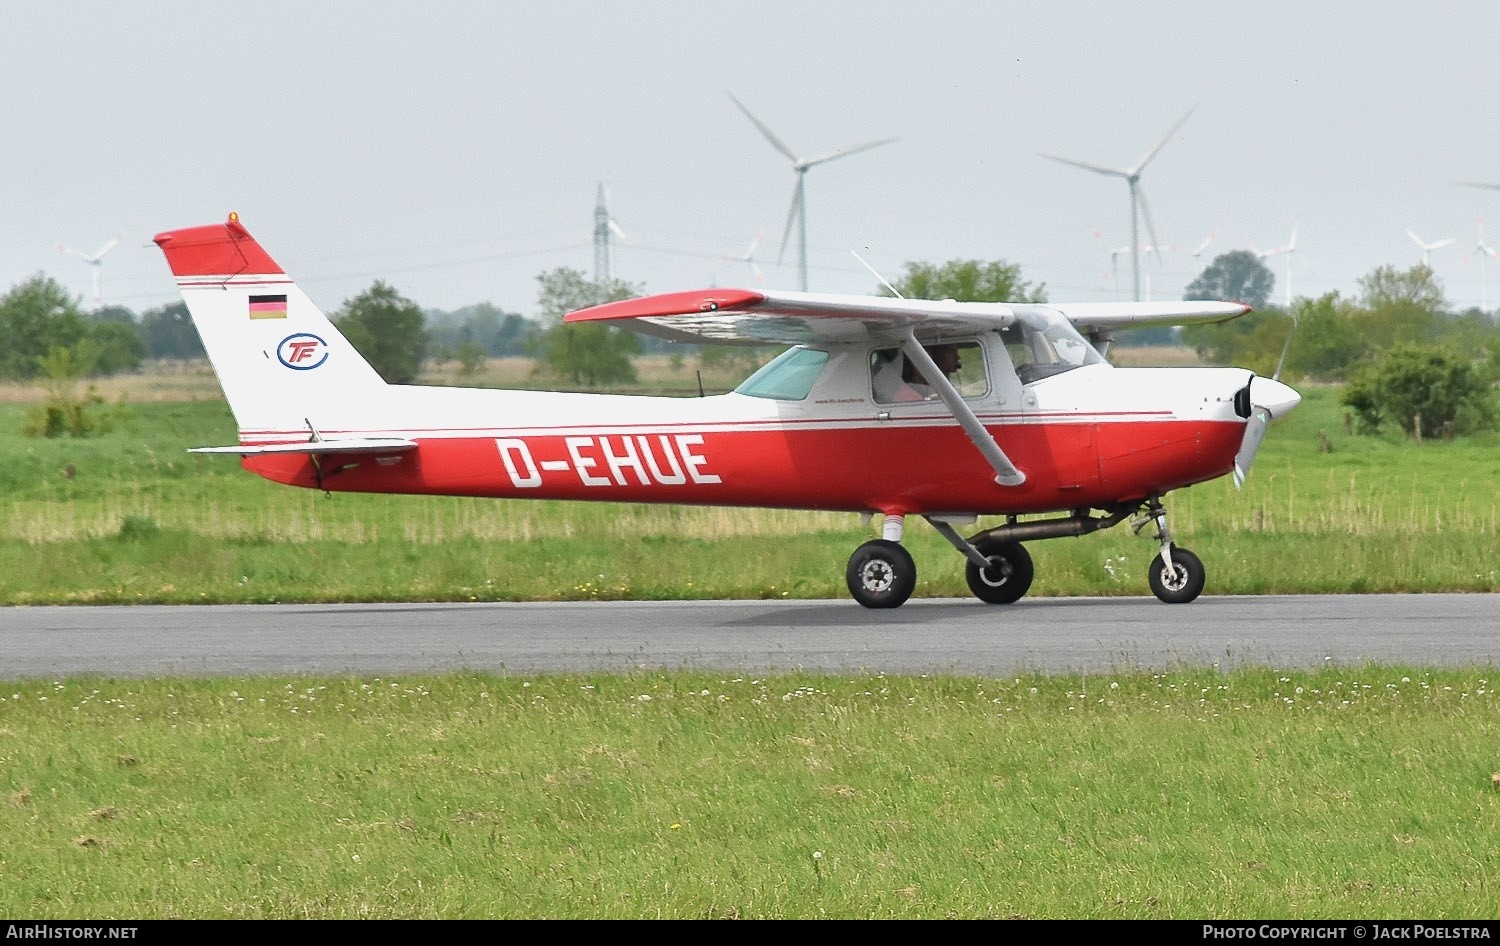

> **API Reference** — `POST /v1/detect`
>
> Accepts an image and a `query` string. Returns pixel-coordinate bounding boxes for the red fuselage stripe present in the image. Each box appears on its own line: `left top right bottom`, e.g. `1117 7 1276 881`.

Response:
244 419 1243 515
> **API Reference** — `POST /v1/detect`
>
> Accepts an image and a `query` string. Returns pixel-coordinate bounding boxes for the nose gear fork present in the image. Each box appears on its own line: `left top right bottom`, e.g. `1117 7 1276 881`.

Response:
1132 496 1176 577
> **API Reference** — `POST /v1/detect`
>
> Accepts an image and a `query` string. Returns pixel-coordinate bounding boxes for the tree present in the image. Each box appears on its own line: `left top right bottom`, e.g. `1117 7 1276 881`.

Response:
1358 263 1445 312
531 268 641 387
91 305 137 325
1179 308 1290 374
1355 264 1445 350
335 281 428 384
0 275 87 380
427 302 538 359
885 259 1047 303
84 320 146 375
1183 250 1274 310
452 340 486 378
139 302 206 360
1340 344 1495 438
1283 292 1366 380
1441 308 1500 366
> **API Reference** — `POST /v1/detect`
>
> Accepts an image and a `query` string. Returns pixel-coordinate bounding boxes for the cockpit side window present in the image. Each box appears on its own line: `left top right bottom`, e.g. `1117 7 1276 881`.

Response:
870 340 987 403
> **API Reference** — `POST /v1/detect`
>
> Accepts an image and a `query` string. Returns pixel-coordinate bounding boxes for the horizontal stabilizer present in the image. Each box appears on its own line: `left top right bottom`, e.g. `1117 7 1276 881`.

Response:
190 438 418 457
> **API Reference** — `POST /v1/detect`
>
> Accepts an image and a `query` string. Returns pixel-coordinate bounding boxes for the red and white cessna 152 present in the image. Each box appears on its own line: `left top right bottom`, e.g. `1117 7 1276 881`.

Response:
154 213 1300 609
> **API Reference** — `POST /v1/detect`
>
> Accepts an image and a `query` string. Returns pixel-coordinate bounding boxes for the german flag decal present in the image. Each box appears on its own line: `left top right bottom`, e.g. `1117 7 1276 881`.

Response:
248 294 289 319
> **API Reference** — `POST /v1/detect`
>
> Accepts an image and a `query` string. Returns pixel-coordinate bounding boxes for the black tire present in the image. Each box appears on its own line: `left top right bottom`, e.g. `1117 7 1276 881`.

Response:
845 540 917 609
1147 545 1205 604
964 539 1034 604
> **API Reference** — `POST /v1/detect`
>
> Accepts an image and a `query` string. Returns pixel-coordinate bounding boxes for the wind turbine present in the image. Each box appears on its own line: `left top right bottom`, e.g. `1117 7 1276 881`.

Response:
1457 183 1500 312
1406 228 1454 268
722 230 766 285
1108 241 1170 299
1191 232 1217 258
1463 216 1498 311
1041 104 1197 302
728 92 897 292
59 232 122 309
1256 224 1301 309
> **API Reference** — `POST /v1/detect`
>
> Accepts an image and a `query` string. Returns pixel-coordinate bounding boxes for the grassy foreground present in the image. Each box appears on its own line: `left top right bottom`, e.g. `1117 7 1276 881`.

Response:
1 668 1496 919
0 382 1496 604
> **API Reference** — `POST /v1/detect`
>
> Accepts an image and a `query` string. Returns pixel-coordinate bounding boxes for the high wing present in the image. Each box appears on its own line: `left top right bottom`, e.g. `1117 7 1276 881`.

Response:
565 289 1252 491
1047 300 1249 332
565 288 1018 346
565 288 1248 345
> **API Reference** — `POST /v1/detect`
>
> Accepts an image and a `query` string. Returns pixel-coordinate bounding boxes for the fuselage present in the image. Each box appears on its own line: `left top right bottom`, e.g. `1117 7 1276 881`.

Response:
242 350 1259 518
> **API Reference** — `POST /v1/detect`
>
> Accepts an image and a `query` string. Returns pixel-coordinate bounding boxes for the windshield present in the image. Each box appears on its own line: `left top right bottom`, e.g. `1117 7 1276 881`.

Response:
1005 311 1106 383
734 346 830 400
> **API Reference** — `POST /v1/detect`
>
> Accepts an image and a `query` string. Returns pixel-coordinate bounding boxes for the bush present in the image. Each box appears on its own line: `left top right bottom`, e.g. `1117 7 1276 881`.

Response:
1340 344 1496 439
22 346 121 439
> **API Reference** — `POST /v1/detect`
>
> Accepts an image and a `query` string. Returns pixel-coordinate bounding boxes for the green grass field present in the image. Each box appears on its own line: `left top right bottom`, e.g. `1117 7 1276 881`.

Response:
0 380 1495 604
1 669 1496 919
2 365 1498 919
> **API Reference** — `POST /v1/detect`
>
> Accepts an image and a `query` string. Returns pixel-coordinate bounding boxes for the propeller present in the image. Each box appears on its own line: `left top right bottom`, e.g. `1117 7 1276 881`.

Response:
1271 310 1297 381
1236 302 1304 487
1233 404 1272 488
1232 374 1301 487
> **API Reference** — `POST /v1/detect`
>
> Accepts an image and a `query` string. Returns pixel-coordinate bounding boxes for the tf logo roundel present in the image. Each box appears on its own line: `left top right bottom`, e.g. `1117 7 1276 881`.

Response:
277 333 329 370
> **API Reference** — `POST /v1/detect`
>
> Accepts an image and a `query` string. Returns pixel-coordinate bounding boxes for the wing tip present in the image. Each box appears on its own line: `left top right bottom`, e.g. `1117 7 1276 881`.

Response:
565 289 767 323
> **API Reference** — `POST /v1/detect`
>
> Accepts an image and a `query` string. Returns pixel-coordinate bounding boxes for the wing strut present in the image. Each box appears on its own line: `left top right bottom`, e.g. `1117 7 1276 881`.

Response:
898 335 1025 486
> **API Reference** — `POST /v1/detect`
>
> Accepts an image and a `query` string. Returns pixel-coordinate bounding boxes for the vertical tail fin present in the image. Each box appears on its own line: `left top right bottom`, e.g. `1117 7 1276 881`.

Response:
153 213 388 444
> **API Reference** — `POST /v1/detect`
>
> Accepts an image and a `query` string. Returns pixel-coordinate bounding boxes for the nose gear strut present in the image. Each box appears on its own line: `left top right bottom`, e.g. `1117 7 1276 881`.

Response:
1133 496 1205 604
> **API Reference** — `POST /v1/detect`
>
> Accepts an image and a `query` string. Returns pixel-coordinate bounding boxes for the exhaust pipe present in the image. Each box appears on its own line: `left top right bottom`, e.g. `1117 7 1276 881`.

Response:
972 507 1135 545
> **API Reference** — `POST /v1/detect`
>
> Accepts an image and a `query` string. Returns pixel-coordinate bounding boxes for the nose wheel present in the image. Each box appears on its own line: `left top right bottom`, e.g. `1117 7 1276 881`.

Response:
1147 544 1205 604
1135 497 1205 603
845 539 917 609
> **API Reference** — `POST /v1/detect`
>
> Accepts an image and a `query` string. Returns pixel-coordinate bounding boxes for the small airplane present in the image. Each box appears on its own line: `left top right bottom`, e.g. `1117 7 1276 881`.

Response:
153 213 1301 609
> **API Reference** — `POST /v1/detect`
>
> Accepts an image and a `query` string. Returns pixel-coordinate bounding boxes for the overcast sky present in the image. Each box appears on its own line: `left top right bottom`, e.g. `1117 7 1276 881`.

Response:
6 1 1500 319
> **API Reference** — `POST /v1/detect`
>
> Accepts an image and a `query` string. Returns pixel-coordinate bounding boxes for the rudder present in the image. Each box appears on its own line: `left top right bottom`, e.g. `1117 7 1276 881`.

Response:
153 213 388 445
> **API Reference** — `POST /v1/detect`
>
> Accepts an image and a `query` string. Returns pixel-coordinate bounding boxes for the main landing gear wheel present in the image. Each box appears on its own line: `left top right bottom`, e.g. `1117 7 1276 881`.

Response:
846 539 917 609
965 539 1034 604
1147 544 1205 604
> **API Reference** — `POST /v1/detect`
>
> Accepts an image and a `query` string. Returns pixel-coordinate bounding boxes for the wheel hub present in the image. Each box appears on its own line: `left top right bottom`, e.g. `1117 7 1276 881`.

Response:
1158 562 1188 591
978 556 1012 587
859 561 894 592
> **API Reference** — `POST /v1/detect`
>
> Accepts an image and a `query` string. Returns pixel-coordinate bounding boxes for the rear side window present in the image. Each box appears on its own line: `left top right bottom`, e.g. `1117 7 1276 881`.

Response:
735 347 830 400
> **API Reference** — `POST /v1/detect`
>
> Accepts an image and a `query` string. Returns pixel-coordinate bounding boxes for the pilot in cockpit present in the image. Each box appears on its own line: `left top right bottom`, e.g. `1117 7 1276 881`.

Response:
882 344 960 402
